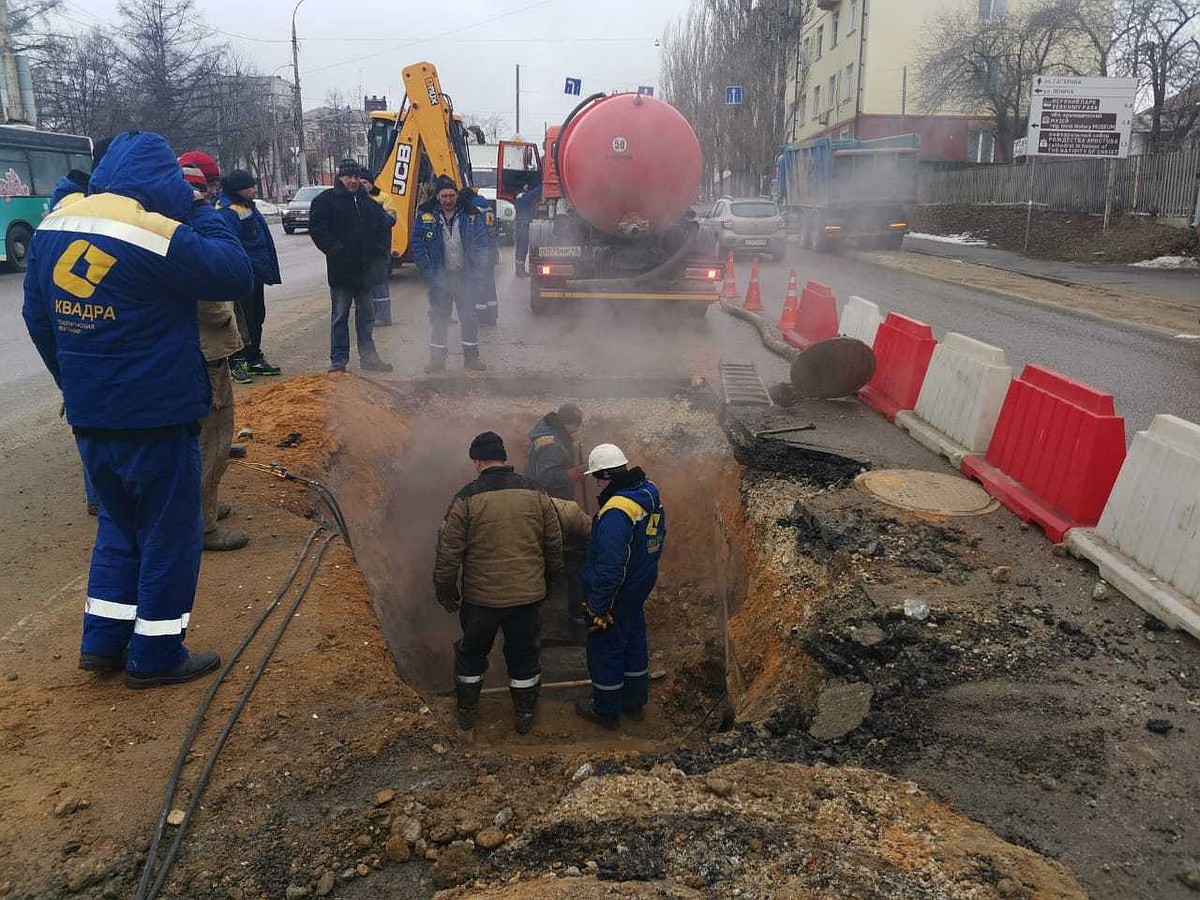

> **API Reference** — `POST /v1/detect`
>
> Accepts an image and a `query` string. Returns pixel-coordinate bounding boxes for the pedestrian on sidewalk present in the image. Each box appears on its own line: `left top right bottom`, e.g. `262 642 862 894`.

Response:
216 169 283 380
412 175 488 372
575 444 665 729
434 431 563 733
181 153 250 552
308 159 394 373
22 130 254 687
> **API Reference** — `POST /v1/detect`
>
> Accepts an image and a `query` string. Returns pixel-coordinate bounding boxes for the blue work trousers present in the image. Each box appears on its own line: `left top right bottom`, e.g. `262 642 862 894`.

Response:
474 267 498 325
427 271 479 357
76 427 203 673
330 281 380 369
586 595 650 718
514 217 532 269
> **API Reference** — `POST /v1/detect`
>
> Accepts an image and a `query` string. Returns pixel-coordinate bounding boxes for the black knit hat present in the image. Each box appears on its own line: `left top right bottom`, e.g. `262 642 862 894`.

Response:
434 174 458 194
557 403 583 426
469 431 506 462
221 169 257 193
337 158 360 176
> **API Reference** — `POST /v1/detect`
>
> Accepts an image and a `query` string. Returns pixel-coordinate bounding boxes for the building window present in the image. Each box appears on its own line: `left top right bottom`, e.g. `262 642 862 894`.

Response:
798 94 807 124
979 0 1007 20
828 74 837 108
816 25 824 58
813 86 821 118
968 130 997 163
848 0 858 31
831 11 840 46
844 63 854 103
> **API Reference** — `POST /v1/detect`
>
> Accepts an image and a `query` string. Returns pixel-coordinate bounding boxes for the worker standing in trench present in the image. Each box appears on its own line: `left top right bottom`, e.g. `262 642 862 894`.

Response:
434 432 564 733
575 444 665 729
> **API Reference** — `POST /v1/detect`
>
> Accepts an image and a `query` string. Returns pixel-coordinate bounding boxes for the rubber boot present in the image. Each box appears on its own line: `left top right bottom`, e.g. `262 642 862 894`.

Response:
424 348 447 374
456 681 482 730
510 685 539 734
463 347 486 372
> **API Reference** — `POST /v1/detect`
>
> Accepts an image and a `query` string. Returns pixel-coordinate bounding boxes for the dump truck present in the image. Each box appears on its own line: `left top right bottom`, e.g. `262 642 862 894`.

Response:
365 62 477 267
497 92 723 315
775 134 920 252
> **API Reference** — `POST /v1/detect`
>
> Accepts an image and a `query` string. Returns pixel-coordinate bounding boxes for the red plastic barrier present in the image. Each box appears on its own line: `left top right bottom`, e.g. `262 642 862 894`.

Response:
961 364 1126 542
783 280 839 350
858 312 936 421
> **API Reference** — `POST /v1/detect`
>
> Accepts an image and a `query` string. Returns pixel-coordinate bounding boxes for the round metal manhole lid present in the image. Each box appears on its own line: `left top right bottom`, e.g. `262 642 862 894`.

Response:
854 469 998 517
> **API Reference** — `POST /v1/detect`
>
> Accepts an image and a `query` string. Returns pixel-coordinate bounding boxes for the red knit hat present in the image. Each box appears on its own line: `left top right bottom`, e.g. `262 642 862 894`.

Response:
178 150 220 186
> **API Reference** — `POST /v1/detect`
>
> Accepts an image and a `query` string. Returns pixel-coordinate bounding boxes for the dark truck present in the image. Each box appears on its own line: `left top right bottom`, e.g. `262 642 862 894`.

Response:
775 134 919 252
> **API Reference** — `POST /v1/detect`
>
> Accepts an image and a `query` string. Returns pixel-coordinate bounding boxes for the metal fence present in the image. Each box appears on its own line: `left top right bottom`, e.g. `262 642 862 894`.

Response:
918 147 1200 220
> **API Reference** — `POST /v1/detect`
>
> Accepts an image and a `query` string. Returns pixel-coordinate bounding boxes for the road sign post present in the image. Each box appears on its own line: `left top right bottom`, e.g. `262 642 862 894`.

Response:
1024 75 1138 243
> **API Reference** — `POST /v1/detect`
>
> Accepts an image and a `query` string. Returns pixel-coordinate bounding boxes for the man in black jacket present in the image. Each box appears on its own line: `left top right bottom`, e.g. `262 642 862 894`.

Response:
308 159 393 373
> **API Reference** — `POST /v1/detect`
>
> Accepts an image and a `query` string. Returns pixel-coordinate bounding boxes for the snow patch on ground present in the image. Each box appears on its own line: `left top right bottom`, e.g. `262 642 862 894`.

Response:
1131 255 1199 270
908 232 990 246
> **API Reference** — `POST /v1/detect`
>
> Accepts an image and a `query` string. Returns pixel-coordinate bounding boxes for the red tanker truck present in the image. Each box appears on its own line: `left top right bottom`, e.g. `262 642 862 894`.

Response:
497 92 723 314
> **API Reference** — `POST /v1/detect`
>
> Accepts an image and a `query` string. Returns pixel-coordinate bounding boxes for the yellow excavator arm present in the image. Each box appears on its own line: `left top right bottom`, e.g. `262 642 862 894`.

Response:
367 62 472 263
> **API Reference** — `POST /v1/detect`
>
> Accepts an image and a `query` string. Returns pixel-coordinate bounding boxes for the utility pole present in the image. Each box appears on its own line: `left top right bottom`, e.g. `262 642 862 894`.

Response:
515 64 521 135
291 0 309 186
0 0 29 123
900 66 907 134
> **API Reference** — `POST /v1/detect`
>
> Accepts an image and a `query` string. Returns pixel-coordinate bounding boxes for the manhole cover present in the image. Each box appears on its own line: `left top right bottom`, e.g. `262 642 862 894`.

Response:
854 469 998 516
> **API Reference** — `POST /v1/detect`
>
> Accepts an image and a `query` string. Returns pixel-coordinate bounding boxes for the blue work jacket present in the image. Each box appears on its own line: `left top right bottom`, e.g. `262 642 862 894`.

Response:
22 131 253 430
583 471 665 617
215 189 281 285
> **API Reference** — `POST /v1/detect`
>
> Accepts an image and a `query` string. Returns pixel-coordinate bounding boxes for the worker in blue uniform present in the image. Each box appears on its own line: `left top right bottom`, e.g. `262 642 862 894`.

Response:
459 186 499 326
22 130 254 688
575 443 665 729
513 172 542 278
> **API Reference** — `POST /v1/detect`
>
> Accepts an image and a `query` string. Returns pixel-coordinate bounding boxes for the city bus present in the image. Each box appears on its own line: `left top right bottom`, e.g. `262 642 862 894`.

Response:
0 125 92 272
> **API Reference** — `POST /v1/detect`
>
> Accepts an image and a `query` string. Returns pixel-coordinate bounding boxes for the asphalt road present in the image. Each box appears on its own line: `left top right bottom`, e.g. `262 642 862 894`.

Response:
2 222 1197 450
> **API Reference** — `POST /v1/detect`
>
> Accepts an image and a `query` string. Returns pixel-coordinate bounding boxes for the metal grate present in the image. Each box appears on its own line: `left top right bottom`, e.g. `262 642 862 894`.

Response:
719 361 773 408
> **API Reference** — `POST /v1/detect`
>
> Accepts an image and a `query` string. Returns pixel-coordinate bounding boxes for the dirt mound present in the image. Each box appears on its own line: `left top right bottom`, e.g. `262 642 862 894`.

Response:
915 204 1198 262
447 760 1084 898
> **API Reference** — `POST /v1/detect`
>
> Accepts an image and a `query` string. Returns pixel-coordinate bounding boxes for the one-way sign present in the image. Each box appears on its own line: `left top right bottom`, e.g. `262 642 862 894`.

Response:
1026 75 1138 158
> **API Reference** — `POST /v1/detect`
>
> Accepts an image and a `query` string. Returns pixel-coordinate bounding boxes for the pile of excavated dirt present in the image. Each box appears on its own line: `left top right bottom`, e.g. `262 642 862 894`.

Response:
914 204 1198 262
443 759 1085 899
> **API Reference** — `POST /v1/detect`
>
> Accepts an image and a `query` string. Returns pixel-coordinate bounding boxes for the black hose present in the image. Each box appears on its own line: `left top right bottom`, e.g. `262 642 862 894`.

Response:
720 298 800 362
134 525 327 900
145 532 340 899
564 220 702 291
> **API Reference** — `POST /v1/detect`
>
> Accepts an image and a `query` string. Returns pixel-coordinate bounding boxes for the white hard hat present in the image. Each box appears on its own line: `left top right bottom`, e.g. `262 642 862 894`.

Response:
585 443 629 475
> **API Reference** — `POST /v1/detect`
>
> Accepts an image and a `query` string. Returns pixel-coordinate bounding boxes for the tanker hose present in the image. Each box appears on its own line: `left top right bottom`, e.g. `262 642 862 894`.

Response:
719 297 800 362
564 219 701 292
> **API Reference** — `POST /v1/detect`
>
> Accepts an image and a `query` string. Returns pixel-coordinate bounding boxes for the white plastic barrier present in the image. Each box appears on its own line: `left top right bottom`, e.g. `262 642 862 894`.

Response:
839 296 883 348
894 332 1012 468
1067 415 1200 638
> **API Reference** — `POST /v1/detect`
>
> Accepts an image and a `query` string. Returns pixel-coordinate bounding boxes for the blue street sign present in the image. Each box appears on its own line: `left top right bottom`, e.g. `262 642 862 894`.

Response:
637 85 654 97
564 77 582 96
725 85 743 106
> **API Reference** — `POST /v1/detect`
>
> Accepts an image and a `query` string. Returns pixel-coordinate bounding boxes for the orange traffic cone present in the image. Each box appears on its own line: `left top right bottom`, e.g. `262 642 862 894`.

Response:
720 252 739 301
777 269 799 332
743 257 764 312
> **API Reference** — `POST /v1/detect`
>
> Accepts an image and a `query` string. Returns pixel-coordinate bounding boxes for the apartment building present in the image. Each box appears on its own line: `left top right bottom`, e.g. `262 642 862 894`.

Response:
782 0 1009 162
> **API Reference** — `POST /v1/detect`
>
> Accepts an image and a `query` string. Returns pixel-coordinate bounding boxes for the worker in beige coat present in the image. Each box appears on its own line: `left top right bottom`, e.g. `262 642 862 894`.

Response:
550 496 591 636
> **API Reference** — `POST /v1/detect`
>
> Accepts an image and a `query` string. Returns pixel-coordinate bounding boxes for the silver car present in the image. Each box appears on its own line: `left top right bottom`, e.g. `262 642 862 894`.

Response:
702 197 786 261
282 185 330 234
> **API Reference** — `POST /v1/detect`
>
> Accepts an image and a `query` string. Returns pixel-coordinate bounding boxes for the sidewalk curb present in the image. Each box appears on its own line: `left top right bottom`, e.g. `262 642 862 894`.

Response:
845 250 1189 343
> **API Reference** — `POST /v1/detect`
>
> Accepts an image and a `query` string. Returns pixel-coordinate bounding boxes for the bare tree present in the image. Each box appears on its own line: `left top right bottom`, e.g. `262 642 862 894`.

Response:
662 0 808 196
9 0 63 53
916 0 1092 160
462 113 506 144
1120 0 1200 149
31 28 126 136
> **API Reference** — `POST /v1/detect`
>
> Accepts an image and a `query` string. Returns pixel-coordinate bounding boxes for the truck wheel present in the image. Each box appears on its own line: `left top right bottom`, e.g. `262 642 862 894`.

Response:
530 273 550 315
5 223 31 272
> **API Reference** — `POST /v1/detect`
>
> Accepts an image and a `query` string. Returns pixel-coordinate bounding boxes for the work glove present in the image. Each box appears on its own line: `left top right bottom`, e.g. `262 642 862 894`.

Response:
583 604 614 633
435 583 461 613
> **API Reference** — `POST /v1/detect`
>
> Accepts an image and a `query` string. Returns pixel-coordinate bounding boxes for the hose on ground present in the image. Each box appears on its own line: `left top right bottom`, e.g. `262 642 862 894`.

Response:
235 460 353 555
719 298 799 362
143 532 340 900
134 524 328 899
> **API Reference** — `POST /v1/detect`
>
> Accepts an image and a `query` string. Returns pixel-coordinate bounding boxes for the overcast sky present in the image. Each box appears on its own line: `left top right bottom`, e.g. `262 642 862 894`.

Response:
58 0 693 137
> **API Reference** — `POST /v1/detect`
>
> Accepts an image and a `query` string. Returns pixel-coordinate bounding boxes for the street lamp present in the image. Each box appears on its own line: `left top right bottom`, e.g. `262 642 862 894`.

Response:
291 0 309 186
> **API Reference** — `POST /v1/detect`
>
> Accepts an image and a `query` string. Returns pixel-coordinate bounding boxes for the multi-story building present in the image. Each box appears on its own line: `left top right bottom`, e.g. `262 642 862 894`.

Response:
782 0 1013 163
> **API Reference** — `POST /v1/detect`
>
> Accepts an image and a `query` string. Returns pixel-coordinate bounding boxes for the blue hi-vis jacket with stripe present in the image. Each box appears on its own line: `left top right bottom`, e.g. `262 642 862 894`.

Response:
22 131 254 430
583 472 665 618
411 201 489 280
215 189 281 285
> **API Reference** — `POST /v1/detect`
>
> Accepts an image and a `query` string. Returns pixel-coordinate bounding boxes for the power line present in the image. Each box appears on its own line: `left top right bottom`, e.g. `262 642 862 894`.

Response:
213 28 652 45
304 0 558 75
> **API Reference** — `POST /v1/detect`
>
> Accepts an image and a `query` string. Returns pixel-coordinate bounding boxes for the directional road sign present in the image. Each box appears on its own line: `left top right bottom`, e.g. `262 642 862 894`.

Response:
725 85 743 106
637 85 654 97
1026 75 1138 159
564 77 582 96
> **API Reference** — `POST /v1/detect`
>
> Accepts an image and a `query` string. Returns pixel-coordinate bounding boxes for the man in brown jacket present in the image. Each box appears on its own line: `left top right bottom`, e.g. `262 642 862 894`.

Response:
435 431 563 733
182 154 249 552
